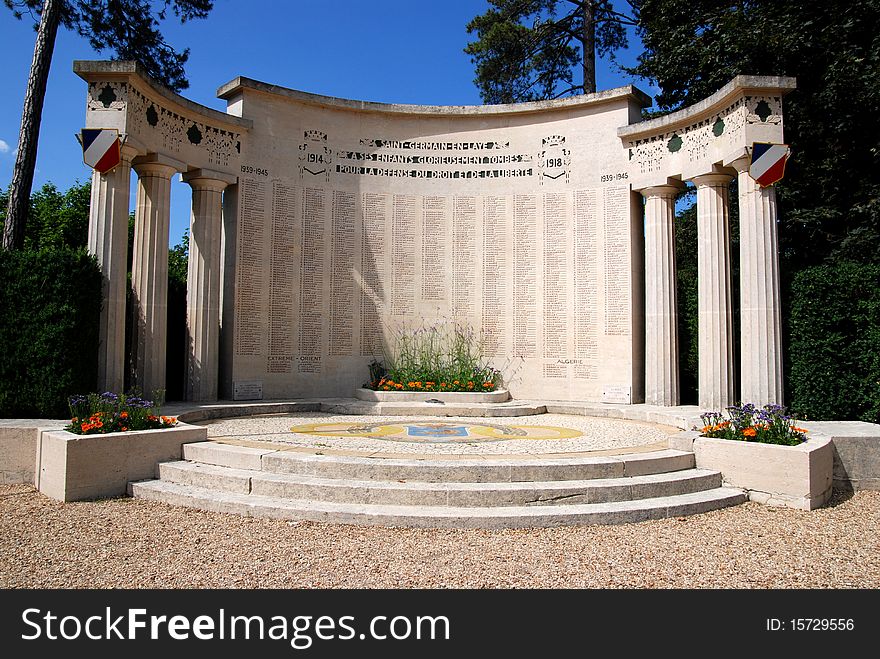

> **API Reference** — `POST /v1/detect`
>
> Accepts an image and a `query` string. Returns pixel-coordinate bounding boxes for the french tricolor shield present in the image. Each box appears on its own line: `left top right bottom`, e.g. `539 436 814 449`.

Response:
749 142 790 187
79 128 121 174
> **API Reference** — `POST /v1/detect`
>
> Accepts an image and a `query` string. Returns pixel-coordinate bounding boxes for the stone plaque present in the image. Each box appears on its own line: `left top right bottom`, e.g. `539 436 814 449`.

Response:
233 380 264 401
602 385 632 405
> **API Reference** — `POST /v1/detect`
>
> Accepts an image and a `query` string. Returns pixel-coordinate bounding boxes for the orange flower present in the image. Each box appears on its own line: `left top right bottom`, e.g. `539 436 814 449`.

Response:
483 382 492 388
161 416 176 425
120 411 129 419
742 427 757 438
382 385 390 390
453 380 459 385
120 426 128 432
147 415 158 422
791 427 809 434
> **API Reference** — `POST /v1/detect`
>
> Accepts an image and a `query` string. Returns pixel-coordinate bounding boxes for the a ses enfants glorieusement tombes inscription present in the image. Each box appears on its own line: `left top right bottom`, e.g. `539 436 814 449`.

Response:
219 79 647 403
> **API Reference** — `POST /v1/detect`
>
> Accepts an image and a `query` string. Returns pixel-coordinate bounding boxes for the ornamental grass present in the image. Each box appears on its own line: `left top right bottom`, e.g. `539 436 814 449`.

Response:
367 322 501 393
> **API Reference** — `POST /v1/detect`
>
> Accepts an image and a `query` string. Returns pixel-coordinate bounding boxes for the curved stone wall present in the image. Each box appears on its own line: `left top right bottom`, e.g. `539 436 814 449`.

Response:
217 79 651 402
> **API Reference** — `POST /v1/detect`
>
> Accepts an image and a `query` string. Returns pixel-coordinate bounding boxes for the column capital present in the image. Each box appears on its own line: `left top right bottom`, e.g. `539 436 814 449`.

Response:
640 182 685 200
690 171 734 188
132 153 185 179
729 155 751 173
120 143 141 163
182 168 237 191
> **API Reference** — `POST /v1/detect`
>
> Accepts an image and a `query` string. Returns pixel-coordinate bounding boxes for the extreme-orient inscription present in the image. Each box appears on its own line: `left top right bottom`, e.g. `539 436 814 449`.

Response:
230 114 636 402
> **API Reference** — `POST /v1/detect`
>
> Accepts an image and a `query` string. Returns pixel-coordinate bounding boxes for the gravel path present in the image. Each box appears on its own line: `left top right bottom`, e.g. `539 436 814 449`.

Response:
2 484 878 588
198 413 675 455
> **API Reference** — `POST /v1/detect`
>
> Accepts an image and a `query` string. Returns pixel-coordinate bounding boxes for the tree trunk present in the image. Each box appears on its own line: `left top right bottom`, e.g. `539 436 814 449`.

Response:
582 0 596 94
2 0 63 250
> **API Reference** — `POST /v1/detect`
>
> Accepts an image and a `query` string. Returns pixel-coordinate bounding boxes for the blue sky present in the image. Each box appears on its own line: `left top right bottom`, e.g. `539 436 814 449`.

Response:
0 0 654 245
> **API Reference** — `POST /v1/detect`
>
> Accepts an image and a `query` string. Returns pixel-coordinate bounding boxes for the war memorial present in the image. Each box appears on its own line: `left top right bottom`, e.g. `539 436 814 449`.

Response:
3 60 877 528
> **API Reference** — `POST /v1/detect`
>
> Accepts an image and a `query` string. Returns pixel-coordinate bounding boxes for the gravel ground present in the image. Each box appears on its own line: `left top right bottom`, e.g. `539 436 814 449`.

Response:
1 484 878 588
199 413 675 455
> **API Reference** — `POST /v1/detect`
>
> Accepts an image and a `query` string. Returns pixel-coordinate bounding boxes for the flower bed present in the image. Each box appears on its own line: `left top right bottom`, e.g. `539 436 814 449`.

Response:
698 403 807 446
684 403 831 510
365 322 503 393
66 391 177 435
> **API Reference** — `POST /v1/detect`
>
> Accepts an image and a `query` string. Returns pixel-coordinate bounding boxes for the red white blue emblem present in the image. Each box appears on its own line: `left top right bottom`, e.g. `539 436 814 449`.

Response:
79 128 121 174
749 142 790 187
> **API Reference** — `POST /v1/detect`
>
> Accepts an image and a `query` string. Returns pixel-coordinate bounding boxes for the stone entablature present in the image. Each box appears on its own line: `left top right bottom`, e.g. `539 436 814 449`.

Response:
75 60 251 174
619 75 796 189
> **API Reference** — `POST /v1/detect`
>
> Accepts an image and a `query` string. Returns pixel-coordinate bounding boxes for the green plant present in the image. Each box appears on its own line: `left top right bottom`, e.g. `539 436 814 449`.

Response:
368 322 501 392
697 403 807 446
786 262 880 423
65 390 177 435
0 247 101 418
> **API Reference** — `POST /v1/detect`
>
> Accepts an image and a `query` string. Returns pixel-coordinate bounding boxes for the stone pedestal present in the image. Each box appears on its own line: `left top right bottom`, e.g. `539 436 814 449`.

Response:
733 158 783 406
183 170 235 402
642 184 681 406
88 144 138 393
692 173 735 410
131 155 181 397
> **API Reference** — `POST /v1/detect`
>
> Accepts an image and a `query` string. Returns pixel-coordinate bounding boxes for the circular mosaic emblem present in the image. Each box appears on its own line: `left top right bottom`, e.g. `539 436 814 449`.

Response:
289 420 582 444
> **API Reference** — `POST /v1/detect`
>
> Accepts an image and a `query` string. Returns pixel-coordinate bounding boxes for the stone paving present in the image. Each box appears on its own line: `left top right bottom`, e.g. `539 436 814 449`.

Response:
197 412 678 457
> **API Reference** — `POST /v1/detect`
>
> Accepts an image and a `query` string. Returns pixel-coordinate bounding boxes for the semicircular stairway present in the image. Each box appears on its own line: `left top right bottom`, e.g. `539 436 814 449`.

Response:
130 441 746 528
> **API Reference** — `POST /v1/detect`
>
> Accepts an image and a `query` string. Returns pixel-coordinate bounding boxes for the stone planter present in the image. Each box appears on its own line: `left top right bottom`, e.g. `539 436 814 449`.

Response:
355 388 511 404
671 431 833 510
36 422 207 502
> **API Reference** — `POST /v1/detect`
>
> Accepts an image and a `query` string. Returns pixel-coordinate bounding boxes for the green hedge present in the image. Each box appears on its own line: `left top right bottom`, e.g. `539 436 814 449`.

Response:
786 262 880 423
0 248 102 418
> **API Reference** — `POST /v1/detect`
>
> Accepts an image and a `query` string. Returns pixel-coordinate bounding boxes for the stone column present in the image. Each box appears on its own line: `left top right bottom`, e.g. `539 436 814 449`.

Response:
641 184 682 406
182 170 235 402
733 157 784 406
692 172 736 410
88 144 138 393
130 155 181 398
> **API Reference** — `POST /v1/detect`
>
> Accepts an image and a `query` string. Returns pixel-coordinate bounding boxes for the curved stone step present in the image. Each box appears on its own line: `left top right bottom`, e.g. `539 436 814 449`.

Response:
183 442 694 482
158 460 723 507
129 479 747 528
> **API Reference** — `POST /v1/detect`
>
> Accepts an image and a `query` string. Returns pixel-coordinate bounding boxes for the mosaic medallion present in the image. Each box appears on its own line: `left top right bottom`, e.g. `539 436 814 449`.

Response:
289 420 583 444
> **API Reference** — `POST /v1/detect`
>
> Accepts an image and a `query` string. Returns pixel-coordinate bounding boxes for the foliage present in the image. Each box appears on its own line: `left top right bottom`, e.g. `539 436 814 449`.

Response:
786 262 880 423
0 180 91 250
632 0 880 265
674 188 741 404
698 403 807 446
0 247 101 417
5 0 214 91
464 0 636 102
369 323 502 393
65 390 176 434
165 230 188 399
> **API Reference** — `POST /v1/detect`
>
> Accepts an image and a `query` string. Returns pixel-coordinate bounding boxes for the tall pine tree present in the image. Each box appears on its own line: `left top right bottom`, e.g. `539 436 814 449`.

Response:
2 0 214 250
465 0 637 103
